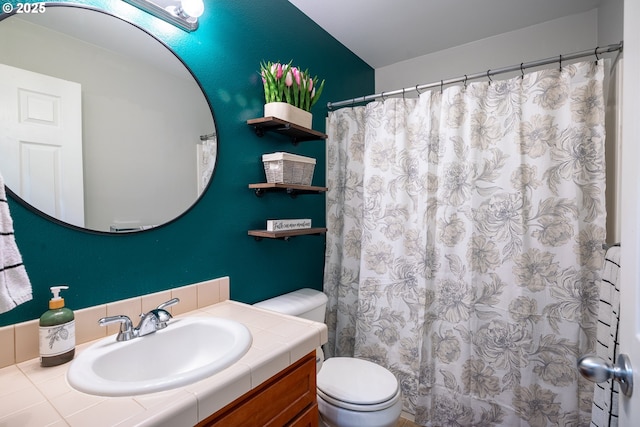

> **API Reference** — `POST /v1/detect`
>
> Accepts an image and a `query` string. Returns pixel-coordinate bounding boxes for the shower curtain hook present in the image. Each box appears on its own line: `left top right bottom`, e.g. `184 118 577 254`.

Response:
463 75 468 89
415 84 422 95
402 88 406 100
487 70 492 85
440 80 444 94
594 47 600 63
520 62 525 79
380 91 386 101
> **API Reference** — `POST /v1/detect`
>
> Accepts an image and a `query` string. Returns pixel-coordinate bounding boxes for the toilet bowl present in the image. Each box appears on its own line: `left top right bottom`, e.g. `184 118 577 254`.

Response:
254 288 402 427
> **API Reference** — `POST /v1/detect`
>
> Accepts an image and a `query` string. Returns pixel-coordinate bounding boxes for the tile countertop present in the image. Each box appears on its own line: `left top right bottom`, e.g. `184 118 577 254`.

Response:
0 300 328 427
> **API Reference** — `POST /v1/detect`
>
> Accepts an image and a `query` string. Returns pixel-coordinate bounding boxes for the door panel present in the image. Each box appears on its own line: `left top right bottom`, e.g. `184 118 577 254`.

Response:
618 0 640 422
0 63 84 226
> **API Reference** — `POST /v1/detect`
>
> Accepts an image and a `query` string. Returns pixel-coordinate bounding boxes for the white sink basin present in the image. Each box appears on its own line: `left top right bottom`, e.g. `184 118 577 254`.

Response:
67 317 252 396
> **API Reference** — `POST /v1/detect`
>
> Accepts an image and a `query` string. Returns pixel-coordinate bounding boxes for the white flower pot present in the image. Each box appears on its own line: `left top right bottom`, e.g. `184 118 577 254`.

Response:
264 102 312 129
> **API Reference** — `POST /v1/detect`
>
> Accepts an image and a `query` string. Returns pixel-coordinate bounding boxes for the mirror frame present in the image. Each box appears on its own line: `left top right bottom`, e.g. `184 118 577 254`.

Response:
0 2 217 235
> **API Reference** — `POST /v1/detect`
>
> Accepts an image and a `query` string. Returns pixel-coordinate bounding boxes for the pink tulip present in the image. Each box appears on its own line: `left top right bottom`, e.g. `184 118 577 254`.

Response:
285 71 293 87
276 63 283 79
308 78 313 92
292 67 301 86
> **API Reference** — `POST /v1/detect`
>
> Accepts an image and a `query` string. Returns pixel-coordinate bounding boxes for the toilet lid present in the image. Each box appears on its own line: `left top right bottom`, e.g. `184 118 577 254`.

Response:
317 357 399 406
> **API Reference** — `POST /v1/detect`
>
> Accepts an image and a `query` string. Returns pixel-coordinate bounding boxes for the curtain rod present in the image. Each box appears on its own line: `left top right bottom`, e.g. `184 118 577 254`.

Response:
327 42 623 110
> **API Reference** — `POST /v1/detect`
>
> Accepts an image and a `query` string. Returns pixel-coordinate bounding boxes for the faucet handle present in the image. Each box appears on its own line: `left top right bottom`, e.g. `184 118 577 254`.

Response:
99 315 135 341
149 308 173 329
157 297 180 311
152 298 179 329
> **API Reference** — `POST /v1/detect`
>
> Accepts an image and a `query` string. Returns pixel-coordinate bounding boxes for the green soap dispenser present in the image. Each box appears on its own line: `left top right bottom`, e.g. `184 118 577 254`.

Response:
39 286 75 367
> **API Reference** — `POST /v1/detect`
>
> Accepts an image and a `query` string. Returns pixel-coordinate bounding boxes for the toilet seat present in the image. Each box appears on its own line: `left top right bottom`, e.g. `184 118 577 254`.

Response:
317 357 401 412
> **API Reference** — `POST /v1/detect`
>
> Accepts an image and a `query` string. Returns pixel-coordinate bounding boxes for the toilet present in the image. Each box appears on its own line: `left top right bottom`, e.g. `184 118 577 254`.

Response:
254 288 403 427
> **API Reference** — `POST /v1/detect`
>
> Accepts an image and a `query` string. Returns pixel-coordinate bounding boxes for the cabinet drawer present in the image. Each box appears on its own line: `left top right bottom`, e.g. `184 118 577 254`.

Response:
198 351 317 427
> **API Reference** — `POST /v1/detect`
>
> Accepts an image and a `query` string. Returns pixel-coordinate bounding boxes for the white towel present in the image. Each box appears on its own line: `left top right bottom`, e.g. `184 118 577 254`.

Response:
590 245 621 427
0 173 32 314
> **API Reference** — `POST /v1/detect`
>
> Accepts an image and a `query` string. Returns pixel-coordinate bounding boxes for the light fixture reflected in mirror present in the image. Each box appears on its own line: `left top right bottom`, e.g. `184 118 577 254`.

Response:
123 0 204 32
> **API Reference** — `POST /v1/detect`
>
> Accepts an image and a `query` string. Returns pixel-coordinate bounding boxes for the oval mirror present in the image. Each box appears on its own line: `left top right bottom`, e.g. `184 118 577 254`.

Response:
0 5 216 233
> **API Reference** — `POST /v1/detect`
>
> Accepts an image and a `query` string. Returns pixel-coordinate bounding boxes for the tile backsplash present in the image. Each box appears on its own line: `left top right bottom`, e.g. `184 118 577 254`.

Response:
0 277 230 369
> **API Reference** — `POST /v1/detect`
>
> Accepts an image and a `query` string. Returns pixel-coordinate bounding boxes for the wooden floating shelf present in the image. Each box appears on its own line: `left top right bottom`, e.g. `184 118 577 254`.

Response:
247 117 327 143
249 183 328 197
248 227 327 240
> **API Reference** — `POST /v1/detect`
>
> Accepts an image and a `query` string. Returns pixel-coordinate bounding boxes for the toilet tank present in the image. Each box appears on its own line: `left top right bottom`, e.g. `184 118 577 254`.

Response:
254 288 328 323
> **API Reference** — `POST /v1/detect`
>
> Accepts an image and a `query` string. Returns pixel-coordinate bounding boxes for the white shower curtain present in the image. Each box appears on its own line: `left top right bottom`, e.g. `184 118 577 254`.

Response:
324 60 607 426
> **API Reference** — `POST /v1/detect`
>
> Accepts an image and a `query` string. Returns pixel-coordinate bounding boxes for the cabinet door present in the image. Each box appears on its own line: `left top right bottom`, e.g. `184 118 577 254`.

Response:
287 403 319 427
198 351 317 427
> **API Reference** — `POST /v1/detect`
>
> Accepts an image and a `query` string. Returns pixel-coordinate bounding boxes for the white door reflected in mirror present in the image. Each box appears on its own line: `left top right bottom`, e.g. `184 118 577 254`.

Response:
0 64 85 227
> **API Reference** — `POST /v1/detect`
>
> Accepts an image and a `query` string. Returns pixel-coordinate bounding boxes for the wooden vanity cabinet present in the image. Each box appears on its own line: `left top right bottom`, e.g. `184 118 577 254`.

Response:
196 351 318 427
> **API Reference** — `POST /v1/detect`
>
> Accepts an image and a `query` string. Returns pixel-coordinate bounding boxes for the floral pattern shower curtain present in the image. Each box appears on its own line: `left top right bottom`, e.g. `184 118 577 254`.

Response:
324 60 606 426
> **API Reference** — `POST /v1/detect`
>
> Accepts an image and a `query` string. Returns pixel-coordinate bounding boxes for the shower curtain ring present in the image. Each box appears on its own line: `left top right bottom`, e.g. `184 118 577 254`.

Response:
402 88 405 100
415 84 422 95
559 54 563 71
463 75 468 89
594 47 600 63
520 63 525 79
440 80 444 94
487 70 492 85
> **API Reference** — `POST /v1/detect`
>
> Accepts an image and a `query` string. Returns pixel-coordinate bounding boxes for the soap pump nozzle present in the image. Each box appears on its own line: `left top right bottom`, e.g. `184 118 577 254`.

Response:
49 286 69 309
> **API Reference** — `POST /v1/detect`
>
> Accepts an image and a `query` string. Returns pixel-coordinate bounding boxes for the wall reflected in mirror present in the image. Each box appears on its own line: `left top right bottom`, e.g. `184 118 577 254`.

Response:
0 5 216 233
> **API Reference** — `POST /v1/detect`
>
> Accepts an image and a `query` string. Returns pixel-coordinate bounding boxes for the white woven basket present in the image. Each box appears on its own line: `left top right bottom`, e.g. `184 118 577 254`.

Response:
262 152 316 185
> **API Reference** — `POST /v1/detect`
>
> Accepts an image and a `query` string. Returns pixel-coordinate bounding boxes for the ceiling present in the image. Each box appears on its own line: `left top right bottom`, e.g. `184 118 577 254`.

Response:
288 0 601 69
12 7 190 79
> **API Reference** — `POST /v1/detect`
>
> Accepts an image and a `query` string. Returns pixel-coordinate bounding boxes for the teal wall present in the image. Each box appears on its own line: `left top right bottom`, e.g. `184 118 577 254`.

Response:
0 0 374 326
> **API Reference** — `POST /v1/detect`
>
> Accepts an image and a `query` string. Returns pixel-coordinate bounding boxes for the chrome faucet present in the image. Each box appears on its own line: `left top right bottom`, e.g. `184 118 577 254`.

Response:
99 298 180 341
